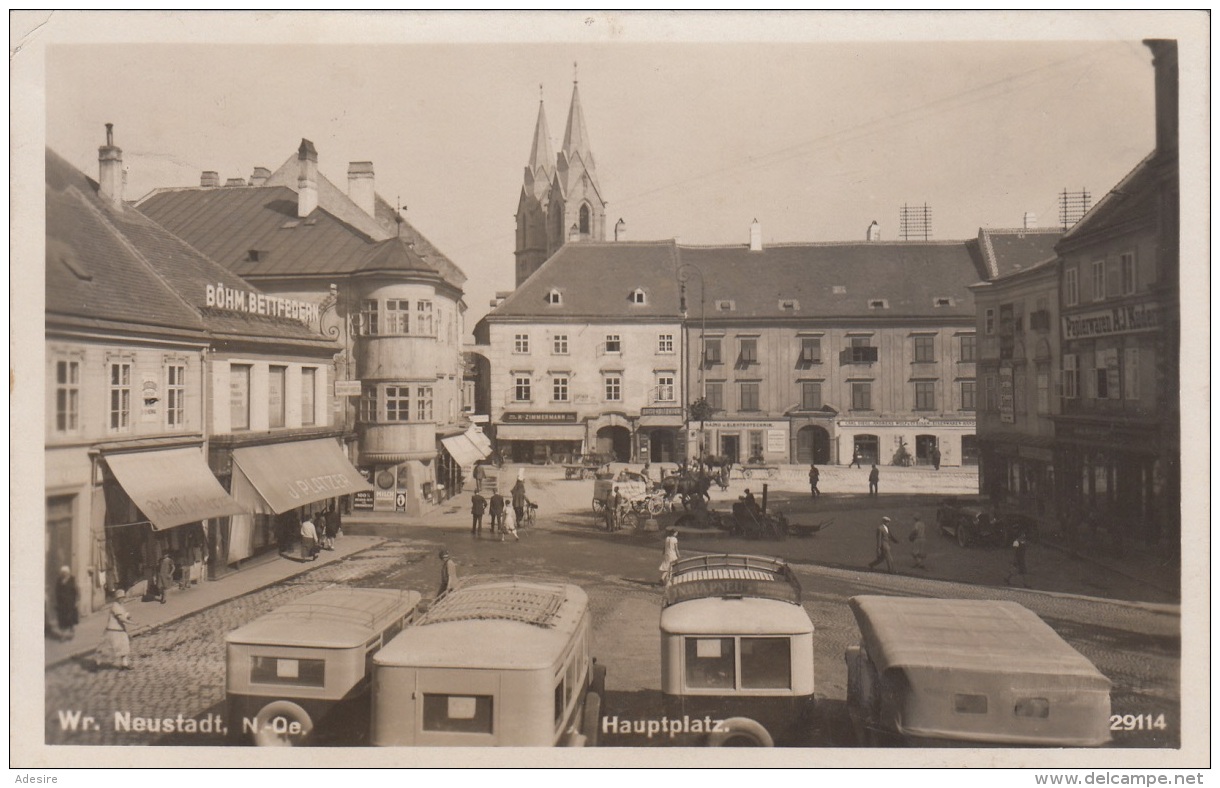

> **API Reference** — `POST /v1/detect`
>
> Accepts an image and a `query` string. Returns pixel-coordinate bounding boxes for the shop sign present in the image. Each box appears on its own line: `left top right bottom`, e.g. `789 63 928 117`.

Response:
999 366 1015 424
641 406 684 417
395 492 407 512
710 421 783 430
1062 302 1161 340
353 491 374 510
766 430 787 452
205 283 320 326
334 380 362 397
140 374 159 423
838 419 977 428
502 412 578 423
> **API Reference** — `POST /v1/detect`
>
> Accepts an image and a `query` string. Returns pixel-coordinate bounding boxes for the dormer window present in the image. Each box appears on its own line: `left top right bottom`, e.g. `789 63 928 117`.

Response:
779 299 799 311
545 289 562 305
716 300 736 312
246 249 263 262
934 297 954 308
868 299 889 310
630 289 647 305
832 286 847 295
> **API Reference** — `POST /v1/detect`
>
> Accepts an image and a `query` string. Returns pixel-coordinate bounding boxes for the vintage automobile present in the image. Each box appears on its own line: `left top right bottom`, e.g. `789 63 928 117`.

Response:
657 554 817 746
224 587 422 746
844 595 1112 747
371 580 604 746
936 496 1040 547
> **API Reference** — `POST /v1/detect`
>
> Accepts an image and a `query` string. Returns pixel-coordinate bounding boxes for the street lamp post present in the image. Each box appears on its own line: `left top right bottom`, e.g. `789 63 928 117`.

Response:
677 263 707 463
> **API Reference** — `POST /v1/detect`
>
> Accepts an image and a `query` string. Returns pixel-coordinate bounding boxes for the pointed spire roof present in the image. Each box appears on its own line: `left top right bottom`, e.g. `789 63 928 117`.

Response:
527 98 555 178
561 78 594 171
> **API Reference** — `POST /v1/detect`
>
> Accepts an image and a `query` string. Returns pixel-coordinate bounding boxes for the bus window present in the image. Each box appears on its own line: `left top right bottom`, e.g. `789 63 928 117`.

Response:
685 637 735 690
954 693 989 715
1014 698 1051 719
740 637 792 689
250 656 325 688
553 680 565 727
423 694 494 734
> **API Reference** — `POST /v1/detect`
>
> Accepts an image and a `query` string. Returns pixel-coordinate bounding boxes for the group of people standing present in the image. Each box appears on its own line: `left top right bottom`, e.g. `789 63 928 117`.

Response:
469 474 529 542
297 505 342 561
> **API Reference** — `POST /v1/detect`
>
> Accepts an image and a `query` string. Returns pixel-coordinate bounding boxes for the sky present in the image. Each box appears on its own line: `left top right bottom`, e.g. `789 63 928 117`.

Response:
40 13 1165 334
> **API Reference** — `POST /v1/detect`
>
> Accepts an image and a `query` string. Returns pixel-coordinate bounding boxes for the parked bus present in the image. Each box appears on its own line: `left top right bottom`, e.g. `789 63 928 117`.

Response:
225 587 421 746
845 595 1112 747
372 580 605 746
659 554 816 746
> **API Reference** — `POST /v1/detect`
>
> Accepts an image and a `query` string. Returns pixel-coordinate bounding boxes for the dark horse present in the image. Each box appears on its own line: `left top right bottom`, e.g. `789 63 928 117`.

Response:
662 472 713 508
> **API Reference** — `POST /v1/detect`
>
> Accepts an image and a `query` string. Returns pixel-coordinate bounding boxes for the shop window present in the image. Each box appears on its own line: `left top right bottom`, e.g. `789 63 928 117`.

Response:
739 382 760 412
360 299 380 335
658 334 674 354
386 386 411 421
54 357 81 434
268 365 287 428
1065 268 1079 307
416 386 434 420
552 334 568 355
552 376 569 402
108 360 132 432
705 382 724 411
514 333 530 354
301 368 317 426
656 374 675 402
960 335 977 362
514 375 532 403
851 381 872 411
913 335 935 363
416 300 434 335
801 381 822 411
914 381 936 411
385 299 411 334
748 431 765 461
604 375 621 402
163 362 186 429
960 380 976 411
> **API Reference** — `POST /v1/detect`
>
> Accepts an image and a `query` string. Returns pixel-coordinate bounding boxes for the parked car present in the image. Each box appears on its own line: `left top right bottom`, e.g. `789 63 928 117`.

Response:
845 595 1112 747
935 496 1038 547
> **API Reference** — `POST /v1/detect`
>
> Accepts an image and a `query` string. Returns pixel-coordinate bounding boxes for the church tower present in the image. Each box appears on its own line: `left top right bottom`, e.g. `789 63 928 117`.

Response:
514 73 607 288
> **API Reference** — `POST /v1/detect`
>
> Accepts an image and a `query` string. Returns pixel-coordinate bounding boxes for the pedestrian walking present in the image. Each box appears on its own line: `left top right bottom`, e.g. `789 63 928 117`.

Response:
850 446 863 469
500 504 520 542
511 478 528 525
610 485 623 531
659 529 680 586
931 445 942 471
642 463 652 486
868 465 880 496
909 515 927 569
808 464 820 499
94 590 135 670
1007 531 1030 587
473 462 486 493
54 566 80 640
300 513 319 561
189 536 206 583
322 506 338 551
156 554 174 604
867 516 900 573
437 550 458 597
470 491 487 537
489 491 506 535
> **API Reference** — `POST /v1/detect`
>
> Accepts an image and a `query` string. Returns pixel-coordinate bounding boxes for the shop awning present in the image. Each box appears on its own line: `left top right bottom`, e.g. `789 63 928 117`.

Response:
105 447 247 530
232 439 374 515
441 431 490 469
495 423 586 442
466 426 493 455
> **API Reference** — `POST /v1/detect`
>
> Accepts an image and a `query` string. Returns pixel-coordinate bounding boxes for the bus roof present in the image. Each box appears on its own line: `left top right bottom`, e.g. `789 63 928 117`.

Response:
663 554 802 608
848 596 1111 687
376 581 589 671
225 587 421 649
661 595 815 635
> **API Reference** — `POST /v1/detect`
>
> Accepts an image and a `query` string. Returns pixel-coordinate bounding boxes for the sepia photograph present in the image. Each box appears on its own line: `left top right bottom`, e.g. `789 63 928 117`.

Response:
10 9 1209 773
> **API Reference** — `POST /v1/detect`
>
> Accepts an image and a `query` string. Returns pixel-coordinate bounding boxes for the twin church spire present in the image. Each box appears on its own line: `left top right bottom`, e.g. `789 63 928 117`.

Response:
515 73 607 288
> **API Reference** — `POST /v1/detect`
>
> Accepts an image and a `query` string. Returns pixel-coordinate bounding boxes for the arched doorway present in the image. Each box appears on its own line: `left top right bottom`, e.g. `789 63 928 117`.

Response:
596 426 631 462
650 430 676 463
796 425 831 465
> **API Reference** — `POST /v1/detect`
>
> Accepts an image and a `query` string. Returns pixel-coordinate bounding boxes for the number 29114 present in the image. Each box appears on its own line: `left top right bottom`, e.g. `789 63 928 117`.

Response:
1110 713 1167 731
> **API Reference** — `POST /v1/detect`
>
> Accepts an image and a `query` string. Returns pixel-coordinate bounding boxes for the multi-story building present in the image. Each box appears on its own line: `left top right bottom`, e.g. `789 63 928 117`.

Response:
46 132 354 614
1051 42 1179 552
476 241 684 463
137 139 475 516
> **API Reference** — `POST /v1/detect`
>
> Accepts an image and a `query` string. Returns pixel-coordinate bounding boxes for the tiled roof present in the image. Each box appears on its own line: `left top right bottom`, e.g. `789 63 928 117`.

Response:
487 238 986 323
977 227 1063 279
1059 152 1157 248
48 148 332 348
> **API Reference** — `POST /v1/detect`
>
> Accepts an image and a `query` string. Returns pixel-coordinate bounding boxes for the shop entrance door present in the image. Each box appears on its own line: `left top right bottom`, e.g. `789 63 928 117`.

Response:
650 430 675 463
596 426 632 462
796 426 831 465
720 434 740 464
915 434 938 466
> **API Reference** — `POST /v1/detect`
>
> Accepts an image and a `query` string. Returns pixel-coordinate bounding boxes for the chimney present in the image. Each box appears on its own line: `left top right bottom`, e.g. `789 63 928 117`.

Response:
614 217 626 242
749 219 762 252
225 177 247 188
866 220 880 241
1023 212 1038 229
248 166 271 187
347 161 376 218
297 138 318 218
97 123 124 208
1144 39 1178 161
200 171 220 188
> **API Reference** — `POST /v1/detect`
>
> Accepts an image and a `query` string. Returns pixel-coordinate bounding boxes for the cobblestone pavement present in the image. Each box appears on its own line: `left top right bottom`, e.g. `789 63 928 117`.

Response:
46 526 1181 750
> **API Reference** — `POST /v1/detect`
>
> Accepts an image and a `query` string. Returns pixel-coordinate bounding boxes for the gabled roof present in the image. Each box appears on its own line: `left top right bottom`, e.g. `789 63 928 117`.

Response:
977 227 1063 279
1058 151 1158 250
486 238 986 323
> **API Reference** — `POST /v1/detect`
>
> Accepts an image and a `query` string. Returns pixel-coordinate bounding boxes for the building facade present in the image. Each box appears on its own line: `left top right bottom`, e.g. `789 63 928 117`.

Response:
137 139 475 516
